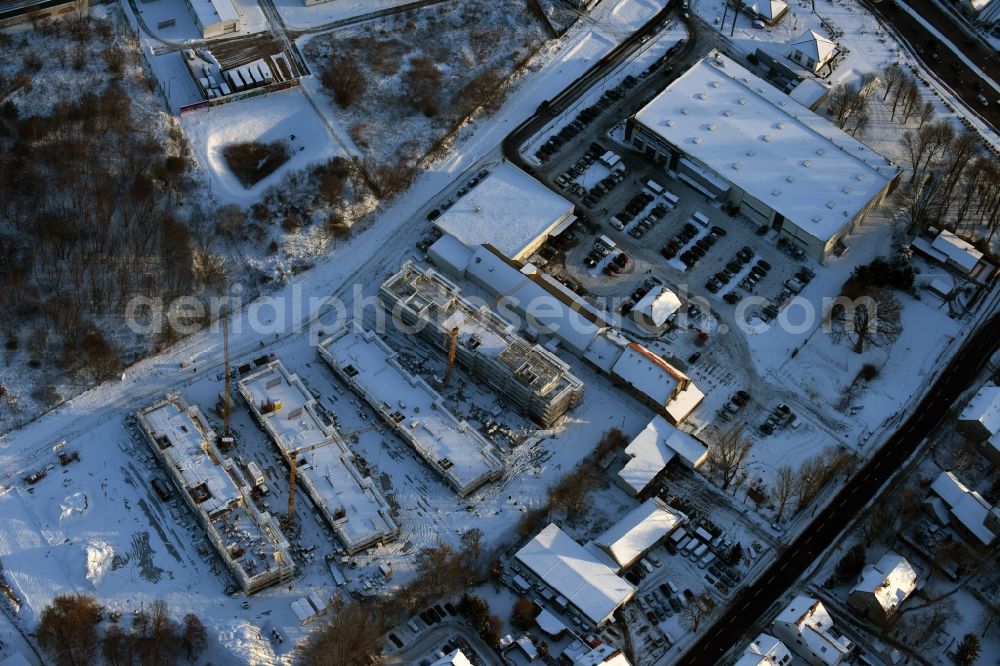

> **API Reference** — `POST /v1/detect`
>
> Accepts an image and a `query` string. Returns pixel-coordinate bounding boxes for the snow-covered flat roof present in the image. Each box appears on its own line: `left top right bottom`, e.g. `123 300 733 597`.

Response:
238 360 398 552
239 361 329 450
594 498 686 569
433 163 574 259
959 384 1000 435
516 523 635 626
851 552 917 613
188 0 240 27
619 416 708 494
610 344 704 421
319 326 503 497
633 51 897 243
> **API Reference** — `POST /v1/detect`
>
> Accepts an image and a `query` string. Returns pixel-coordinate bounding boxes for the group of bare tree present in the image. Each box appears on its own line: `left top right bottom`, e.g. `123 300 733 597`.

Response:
827 71 880 136
36 594 207 666
0 28 200 390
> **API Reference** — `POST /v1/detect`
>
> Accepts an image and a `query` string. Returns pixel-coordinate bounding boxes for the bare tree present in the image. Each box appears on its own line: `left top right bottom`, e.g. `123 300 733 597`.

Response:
180 613 207 663
460 527 484 573
933 130 981 221
831 288 903 354
899 78 922 123
708 426 751 491
896 171 944 235
320 58 367 108
679 592 716 632
302 596 382 666
772 465 796 522
917 101 935 128
402 55 442 117
902 120 954 182
881 62 905 101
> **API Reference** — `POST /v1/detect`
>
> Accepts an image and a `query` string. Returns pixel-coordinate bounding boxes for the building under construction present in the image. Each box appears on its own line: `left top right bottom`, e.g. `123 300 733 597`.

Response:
319 325 504 498
237 359 399 554
380 262 584 428
136 394 294 594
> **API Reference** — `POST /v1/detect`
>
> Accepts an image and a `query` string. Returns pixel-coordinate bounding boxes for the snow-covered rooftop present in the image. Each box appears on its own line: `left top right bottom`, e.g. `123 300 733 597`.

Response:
774 596 852 665
618 416 709 494
516 523 635 626
238 361 398 553
959 384 1000 437
610 344 704 421
932 230 984 274
319 326 503 497
593 498 686 569
632 286 682 328
187 0 240 28
735 633 792 666
930 471 996 546
632 51 897 244
850 552 917 614
571 643 631 666
433 163 574 260
431 649 474 666
746 0 787 21
790 30 838 64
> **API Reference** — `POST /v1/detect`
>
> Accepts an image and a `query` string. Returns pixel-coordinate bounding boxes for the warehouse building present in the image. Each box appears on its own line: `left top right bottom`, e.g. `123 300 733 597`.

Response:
318 325 504 497
238 360 399 553
515 523 636 627
136 394 294 594
380 261 585 427
626 51 900 261
431 163 576 262
185 0 240 38
592 498 687 571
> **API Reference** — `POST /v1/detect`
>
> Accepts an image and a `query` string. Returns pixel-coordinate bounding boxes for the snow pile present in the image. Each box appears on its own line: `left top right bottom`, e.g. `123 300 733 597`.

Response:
213 621 275 665
59 493 89 522
84 540 114 588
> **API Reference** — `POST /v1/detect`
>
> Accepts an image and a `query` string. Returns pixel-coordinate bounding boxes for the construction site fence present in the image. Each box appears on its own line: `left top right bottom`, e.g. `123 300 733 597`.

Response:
179 78 300 115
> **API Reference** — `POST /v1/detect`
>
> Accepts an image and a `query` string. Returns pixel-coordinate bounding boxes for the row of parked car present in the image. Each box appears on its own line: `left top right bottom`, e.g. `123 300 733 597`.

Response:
706 245 755 293
717 389 750 422
535 107 603 162
759 403 797 436
425 168 490 221
583 235 618 269
777 236 807 260
758 266 816 321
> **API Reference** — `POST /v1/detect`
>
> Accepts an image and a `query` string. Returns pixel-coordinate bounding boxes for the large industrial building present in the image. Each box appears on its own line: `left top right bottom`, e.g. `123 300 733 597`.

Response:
238 359 399 554
431 163 576 262
318 325 504 497
626 51 900 261
515 523 636 627
380 261 585 427
136 394 294 594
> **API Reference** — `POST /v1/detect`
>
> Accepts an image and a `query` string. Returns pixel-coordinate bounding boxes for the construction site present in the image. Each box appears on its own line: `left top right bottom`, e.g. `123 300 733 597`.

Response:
237 359 400 554
379 261 585 428
318 325 505 498
135 394 295 594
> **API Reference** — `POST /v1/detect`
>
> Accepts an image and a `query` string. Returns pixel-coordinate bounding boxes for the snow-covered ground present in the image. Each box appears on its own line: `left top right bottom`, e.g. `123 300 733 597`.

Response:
181 86 346 204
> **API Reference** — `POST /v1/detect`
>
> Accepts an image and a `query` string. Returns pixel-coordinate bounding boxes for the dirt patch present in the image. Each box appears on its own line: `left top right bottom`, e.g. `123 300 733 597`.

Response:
223 141 291 187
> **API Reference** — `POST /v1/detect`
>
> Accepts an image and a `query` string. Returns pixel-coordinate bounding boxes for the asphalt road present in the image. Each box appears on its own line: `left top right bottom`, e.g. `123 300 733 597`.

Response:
676 310 1000 664
860 0 1000 134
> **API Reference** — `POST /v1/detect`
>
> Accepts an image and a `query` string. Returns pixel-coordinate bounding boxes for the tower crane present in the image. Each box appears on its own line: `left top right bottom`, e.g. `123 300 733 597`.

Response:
440 274 534 388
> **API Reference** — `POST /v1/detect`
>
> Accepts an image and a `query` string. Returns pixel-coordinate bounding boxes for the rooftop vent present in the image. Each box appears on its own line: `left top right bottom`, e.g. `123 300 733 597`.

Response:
757 87 765 93
696 92 707 100
816 148 826 156
692 137 703 144
812 214 822 222
707 123 716 131
746 149 756 157
786 175 795 183
842 186 852 194
826 201 836 209
732 162 743 170
474 205 481 214
710 80 721 88
801 159 812 168
775 121 787 130
737 98 748 105
723 109 734 117
855 173 865 182
681 107 691 115
772 188 782 196
762 134 773 142
665 119 677 127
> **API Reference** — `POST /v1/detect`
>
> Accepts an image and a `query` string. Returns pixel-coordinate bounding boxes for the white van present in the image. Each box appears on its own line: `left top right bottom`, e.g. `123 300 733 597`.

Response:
691 211 710 227
645 179 666 195
597 235 617 251
609 216 625 230
640 559 654 573
663 191 680 208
